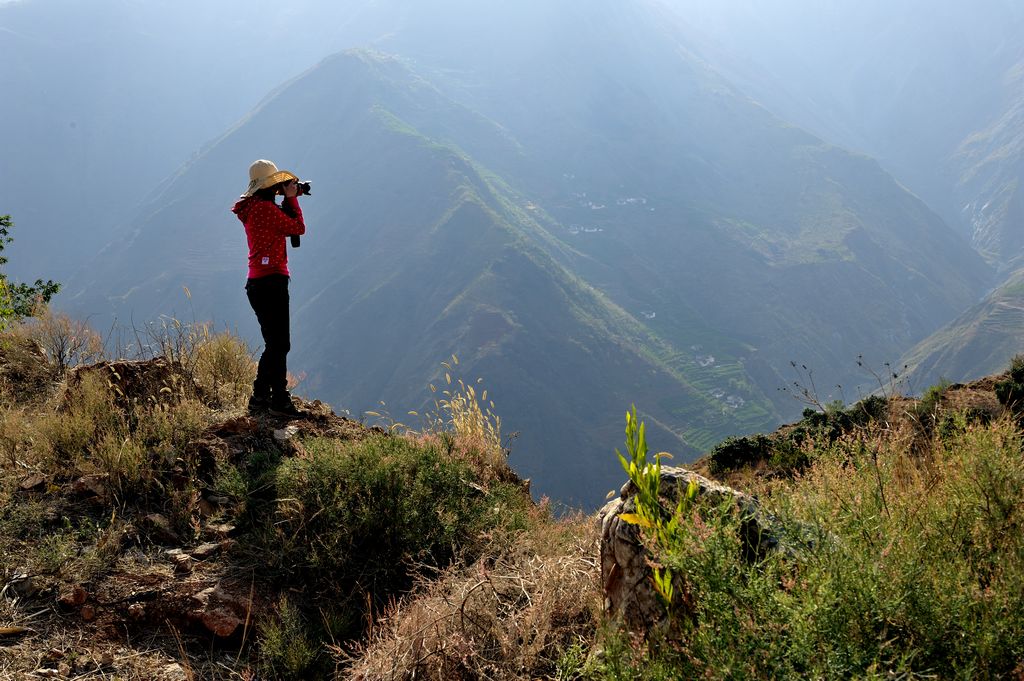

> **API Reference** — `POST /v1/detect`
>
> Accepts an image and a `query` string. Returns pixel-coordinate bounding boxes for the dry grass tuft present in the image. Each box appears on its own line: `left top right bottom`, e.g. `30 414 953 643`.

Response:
345 513 601 681
15 308 105 376
192 330 256 410
112 317 256 410
429 355 503 453
0 333 59 406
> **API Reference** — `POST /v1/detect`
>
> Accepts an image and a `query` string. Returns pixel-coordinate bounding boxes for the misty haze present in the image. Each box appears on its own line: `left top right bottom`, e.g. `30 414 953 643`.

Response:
1 1 1023 677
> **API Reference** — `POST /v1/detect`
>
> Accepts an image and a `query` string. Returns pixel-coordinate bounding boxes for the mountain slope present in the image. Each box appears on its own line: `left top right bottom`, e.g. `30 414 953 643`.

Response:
69 50 772 504
952 57 1024 271
365 0 992 410
902 269 1024 390
65 1 994 503
0 0 384 280
661 0 1024 270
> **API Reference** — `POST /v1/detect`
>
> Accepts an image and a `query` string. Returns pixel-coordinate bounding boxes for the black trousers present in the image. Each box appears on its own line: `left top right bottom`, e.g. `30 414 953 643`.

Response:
246 274 290 396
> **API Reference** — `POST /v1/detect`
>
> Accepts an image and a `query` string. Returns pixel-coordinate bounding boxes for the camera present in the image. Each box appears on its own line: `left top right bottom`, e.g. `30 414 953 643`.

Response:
275 179 311 196
285 180 310 248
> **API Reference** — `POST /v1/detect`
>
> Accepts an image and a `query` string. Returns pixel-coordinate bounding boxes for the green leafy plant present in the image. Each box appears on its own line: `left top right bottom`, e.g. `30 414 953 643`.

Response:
258 596 319 679
616 406 697 607
0 215 60 326
707 434 774 475
708 395 888 478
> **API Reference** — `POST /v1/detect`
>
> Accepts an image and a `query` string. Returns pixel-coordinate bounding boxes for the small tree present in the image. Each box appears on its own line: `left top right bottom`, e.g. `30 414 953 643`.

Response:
0 214 60 326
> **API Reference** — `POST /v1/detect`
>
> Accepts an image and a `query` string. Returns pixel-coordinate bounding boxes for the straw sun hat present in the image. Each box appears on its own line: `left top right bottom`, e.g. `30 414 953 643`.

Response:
243 159 298 197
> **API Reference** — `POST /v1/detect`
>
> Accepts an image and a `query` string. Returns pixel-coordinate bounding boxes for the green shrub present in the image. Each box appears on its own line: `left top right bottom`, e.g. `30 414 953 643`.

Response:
766 438 809 473
213 432 536 674
708 434 774 475
995 354 1024 414
797 394 888 442
258 596 319 680
914 377 952 427
712 393 888 477
266 434 529 592
602 411 1024 679
709 396 888 478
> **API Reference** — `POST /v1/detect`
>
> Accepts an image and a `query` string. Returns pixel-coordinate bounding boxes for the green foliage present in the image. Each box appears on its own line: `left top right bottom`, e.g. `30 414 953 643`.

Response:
914 377 952 427
602 411 1024 679
616 406 698 608
265 435 529 592
554 640 593 680
615 405 661 524
707 434 773 475
798 394 888 437
0 215 60 326
708 395 888 477
215 430 535 671
212 431 535 674
995 354 1024 414
258 596 319 680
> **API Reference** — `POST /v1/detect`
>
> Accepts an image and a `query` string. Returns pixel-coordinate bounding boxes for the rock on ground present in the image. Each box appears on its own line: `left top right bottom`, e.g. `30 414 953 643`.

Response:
599 466 785 633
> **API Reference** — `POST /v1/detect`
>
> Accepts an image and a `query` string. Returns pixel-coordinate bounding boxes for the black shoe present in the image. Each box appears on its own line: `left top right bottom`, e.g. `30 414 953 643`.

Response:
248 393 271 414
269 392 302 418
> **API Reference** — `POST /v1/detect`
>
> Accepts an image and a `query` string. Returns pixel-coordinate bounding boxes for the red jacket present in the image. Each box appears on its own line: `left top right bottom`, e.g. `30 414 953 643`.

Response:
232 195 306 279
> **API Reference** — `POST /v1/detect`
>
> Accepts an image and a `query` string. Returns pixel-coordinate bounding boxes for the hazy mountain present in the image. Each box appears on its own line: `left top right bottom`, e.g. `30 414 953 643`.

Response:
69 50 769 505
661 0 1024 272
0 0 387 281
650 0 1024 388
68 0 994 504
902 268 1024 390
360 0 992 408
951 57 1024 271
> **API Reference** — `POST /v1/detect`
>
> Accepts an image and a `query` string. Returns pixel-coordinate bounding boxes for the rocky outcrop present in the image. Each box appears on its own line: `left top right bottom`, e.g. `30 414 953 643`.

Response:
189 584 251 637
599 466 786 633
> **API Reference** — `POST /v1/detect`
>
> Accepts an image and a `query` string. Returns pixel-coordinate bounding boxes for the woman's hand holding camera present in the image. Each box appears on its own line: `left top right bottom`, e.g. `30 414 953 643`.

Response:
282 179 299 199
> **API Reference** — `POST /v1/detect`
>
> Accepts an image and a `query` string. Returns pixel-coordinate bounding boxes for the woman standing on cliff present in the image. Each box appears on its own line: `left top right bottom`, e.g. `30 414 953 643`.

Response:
232 159 306 417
